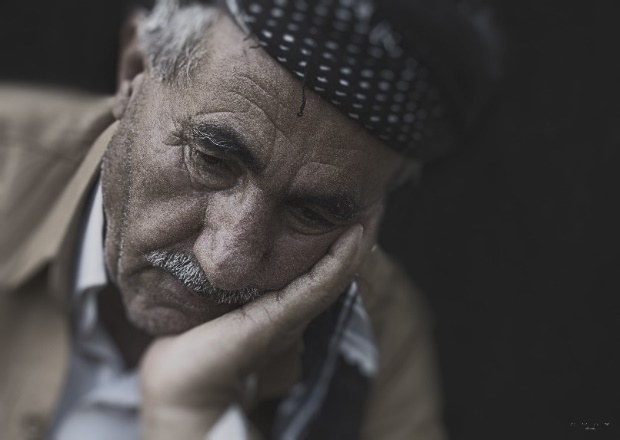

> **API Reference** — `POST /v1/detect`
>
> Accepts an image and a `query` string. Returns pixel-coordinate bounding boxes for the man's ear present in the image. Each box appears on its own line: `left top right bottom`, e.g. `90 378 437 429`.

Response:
113 11 148 120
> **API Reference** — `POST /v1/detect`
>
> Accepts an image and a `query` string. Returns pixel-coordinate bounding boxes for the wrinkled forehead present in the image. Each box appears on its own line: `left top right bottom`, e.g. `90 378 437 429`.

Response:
157 13 403 201
225 0 453 157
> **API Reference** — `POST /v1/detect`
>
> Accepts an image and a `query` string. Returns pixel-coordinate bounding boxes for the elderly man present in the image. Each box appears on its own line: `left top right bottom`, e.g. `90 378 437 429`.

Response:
0 0 499 439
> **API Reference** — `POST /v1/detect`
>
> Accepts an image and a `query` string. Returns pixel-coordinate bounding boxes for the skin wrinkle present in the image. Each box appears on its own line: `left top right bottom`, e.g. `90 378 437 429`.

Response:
298 161 356 176
234 72 304 137
113 79 162 282
165 122 204 194
191 103 298 204
171 119 214 192
288 195 359 223
230 65 301 162
115 127 134 281
192 110 238 118
111 96 204 286
224 90 291 149
169 134 197 180
103 13 405 335
235 74 283 110
189 123 264 175
158 198 203 240
289 164 363 210
183 146 203 192
211 76 301 174
133 194 204 250
189 110 273 166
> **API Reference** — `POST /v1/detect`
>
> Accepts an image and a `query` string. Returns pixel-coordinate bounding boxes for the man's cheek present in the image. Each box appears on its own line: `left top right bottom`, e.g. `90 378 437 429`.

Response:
126 144 208 252
133 138 193 195
128 195 206 252
259 229 343 291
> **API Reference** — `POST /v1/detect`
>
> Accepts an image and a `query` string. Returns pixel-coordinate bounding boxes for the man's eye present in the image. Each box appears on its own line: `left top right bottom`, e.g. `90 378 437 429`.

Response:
190 147 233 174
184 146 236 189
301 207 324 221
299 207 333 226
195 150 224 166
287 205 338 235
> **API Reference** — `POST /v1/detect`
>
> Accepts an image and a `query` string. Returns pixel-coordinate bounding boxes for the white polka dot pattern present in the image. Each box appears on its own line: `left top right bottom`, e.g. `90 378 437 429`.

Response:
228 0 452 158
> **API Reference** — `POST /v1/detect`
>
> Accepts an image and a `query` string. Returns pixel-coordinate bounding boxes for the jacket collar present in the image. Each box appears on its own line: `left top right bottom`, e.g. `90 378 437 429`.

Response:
0 121 119 306
47 121 119 308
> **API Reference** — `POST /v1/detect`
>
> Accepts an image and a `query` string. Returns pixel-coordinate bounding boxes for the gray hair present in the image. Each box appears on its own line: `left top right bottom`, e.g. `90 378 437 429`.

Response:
145 249 263 304
138 0 502 88
138 0 221 82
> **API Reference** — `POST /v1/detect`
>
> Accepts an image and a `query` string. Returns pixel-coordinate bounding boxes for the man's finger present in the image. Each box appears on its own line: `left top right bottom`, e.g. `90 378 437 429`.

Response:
276 223 365 315
231 224 364 338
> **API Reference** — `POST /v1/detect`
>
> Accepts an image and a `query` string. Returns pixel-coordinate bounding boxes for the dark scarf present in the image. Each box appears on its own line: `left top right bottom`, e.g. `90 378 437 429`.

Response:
273 282 377 440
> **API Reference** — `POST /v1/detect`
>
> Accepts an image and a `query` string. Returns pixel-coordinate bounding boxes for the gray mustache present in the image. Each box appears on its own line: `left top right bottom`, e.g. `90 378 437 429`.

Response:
144 250 262 305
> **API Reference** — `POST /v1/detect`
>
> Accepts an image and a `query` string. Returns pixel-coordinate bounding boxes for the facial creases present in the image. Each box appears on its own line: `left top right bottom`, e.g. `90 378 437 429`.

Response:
101 13 404 335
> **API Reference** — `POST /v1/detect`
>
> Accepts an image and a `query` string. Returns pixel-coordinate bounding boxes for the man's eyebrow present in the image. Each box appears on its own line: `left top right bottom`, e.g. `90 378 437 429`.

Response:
189 123 262 173
291 193 361 222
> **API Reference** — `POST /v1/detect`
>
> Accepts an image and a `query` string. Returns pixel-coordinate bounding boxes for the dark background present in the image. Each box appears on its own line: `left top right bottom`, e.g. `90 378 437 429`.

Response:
1 1 618 439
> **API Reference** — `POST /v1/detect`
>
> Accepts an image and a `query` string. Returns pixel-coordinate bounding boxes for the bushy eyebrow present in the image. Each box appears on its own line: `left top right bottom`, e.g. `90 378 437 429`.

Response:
290 193 360 222
188 122 360 221
189 122 263 173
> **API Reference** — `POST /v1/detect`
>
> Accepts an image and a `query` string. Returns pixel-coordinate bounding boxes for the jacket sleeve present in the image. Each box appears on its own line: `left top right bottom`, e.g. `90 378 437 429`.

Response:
359 250 448 440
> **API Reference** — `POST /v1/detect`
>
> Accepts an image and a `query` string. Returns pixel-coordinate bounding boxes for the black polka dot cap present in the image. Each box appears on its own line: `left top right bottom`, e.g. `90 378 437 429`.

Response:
225 0 458 159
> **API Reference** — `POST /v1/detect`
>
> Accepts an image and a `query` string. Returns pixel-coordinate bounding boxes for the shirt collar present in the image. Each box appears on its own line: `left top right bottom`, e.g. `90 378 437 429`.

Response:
71 177 111 340
73 177 107 297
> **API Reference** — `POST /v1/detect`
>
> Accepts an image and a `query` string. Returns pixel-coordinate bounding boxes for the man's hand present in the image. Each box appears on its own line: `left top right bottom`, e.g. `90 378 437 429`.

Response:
139 225 365 439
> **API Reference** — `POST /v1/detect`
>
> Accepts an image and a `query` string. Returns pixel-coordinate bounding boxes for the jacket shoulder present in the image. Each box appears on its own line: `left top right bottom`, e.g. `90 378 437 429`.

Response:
358 249 447 440
0 85 114 288
0 85 114 160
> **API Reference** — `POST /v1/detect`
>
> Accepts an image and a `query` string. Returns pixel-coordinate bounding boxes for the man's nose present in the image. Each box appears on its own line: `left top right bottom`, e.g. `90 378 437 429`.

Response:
193 191 272 291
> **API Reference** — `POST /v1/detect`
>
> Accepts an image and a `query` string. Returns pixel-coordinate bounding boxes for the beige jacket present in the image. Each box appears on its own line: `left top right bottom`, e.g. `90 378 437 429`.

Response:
0 86 446 440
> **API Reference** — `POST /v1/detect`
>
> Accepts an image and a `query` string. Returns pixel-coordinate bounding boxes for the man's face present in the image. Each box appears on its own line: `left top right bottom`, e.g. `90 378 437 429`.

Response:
102 14 405 335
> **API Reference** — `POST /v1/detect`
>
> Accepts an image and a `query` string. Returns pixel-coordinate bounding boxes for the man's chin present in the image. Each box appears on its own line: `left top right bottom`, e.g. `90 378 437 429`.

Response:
125 300 234 336
121 270 238 335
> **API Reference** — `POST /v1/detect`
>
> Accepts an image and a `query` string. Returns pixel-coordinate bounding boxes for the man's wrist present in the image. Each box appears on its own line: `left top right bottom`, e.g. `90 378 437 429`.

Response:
141 402 225 440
